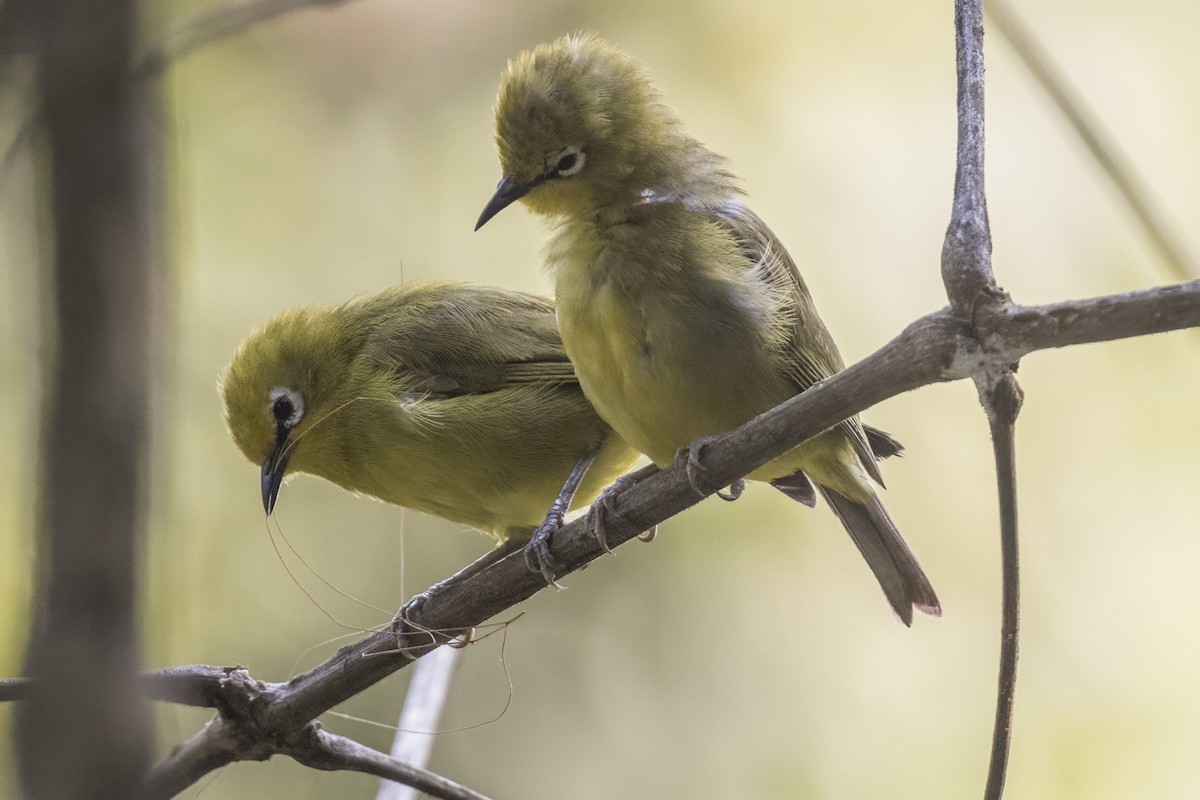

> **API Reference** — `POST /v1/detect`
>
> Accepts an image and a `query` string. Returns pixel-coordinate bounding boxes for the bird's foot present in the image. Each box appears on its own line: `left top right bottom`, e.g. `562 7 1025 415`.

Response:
588 464 660 552
676 435 743 500
525 501 567 589
716 479 745 501
391 593 474 657
391 539 522 641
391 591 436 651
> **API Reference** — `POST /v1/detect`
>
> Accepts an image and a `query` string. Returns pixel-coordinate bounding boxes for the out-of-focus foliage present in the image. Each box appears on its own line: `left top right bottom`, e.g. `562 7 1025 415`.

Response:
1 1 1198 798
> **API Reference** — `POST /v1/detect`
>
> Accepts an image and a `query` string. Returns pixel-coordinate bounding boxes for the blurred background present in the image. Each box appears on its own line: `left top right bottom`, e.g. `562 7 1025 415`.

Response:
1 0 1198 797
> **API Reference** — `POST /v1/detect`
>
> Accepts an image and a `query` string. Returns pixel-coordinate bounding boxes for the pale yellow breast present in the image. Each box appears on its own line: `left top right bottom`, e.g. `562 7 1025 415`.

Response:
551 220 791 468
326 383 637 541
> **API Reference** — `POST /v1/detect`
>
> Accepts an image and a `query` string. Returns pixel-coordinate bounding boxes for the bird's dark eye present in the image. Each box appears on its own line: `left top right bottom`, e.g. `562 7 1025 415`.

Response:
554 146 585 177
268 386 305 429
272 397 294 424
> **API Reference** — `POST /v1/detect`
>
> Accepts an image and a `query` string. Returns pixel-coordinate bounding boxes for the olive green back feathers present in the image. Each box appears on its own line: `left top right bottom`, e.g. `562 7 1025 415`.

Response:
221 282 638 539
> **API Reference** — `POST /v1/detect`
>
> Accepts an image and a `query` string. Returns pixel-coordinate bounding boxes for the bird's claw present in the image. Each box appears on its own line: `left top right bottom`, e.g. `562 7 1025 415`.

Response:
588 466 660 551
447 630 476 649
391 592 476 656
678 435 737 498
587 476 629 554
525 504 567 589
678 442 707 497
716 478 745 501
587 503 614 554
391 591 437 650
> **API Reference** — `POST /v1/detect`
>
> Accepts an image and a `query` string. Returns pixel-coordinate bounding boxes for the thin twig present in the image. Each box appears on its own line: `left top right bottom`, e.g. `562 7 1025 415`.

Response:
141 716 241 799
296 726 490 800
987 0 1198 282
140 665 234 707
981 375 1023 800
0 119 34 191
137 0 352 76
4 666 236 707
141 664 489 800
0 677 34 702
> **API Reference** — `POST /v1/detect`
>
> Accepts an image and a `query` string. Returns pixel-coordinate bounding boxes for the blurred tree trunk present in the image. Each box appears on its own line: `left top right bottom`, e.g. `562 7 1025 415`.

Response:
14 0 158 796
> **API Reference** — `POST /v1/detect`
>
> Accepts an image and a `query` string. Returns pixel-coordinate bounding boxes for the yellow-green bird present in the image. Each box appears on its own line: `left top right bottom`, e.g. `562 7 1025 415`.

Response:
222 281 640 570
476 33 939 624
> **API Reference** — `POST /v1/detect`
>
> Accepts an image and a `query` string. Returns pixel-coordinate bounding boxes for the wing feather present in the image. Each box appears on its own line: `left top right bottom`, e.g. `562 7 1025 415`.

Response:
707 203 885 484
353 282 579 398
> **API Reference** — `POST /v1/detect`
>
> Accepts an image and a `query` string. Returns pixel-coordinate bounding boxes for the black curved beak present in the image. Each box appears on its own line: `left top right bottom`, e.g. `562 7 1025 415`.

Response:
261 426 292 515
475 176 538 230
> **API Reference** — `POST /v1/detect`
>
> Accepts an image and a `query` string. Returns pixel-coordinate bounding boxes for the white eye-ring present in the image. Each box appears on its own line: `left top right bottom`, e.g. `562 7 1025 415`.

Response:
553 145 586 177
268 386 305 429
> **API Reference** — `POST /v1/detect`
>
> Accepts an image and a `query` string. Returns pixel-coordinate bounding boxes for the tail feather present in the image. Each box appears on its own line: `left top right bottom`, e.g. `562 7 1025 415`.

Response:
770 472 817 508
862 425 905 461
817 487 940 626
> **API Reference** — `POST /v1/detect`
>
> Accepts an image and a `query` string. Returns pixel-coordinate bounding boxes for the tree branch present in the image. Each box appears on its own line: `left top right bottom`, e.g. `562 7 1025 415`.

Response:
140 665 231 707
142 716 241 799
990 281 1200 356
2 666 227 705
126 276 1199 796
944 4 1025 797
16 0 157 795
293 726 491 800
981 374 1023 800
136 0 354 77
141 666 489 800
2 282 1192 795
943 0 995 312
0 677 34 702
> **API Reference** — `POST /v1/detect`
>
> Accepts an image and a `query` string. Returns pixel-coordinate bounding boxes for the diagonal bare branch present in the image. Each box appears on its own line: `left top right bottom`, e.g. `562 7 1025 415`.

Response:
140 666 490 800
142 715 241 798
292 726 491 800
130 277 1200 797
136 0 354 77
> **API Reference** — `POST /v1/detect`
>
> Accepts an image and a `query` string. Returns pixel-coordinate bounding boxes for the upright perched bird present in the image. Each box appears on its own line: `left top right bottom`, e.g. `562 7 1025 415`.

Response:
476 34 939 624
222 281 639 568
